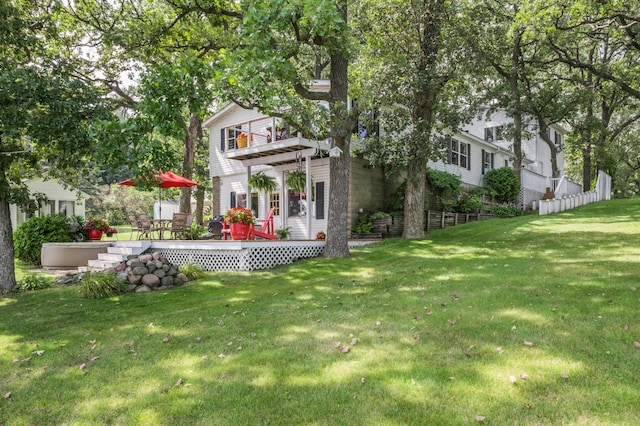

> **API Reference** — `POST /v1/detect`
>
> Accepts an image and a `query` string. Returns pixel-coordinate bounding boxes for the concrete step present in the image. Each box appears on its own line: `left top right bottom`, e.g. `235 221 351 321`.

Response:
80 240 152 273
87 259 120 270
98 253 128 262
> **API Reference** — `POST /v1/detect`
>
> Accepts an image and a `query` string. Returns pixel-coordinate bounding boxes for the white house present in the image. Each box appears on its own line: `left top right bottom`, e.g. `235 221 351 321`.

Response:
204 99 571 239
9 178 88 231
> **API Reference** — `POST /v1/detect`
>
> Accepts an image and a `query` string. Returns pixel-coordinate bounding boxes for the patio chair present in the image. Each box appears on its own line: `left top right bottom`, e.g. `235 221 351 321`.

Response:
249 207 277 240
137 213 164 240
168 213 189 239
128 214 145 240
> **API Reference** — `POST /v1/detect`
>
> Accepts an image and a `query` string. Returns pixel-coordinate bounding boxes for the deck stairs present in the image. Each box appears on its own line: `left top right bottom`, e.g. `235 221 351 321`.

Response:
79 240 152 272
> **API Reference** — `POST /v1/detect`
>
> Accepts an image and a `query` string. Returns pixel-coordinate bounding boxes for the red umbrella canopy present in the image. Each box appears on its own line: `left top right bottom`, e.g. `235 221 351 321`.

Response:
118 171 198 188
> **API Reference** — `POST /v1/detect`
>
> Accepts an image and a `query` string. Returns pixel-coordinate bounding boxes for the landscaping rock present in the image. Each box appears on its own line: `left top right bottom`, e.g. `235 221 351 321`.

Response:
142 274 160 288
132 266 149 276
114 251 190 293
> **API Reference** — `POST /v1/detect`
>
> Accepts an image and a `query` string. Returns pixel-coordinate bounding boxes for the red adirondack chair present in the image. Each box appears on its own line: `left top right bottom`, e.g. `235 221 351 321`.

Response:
249 207 277 240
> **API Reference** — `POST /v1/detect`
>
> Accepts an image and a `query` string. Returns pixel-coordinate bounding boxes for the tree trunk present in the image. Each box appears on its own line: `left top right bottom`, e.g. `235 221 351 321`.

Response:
401 0 444 239
403 157 426 238
0 197 16 293
179 113 201 214
536 118 560 178
324 28 352 258
510 32 524 187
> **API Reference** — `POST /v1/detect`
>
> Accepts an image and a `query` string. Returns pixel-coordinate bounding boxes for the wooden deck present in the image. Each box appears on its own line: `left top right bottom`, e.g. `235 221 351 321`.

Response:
106 239 378 271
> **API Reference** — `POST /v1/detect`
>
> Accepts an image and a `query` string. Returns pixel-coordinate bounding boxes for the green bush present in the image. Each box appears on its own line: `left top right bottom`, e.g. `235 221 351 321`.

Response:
454 193 484 213
183 222 207 240
489 204 522 217
484 167 520 203
353 214 373 233
427 169 462 211
15 274 53 292
13 214 76 265
79 271 127 299
180 263 206 281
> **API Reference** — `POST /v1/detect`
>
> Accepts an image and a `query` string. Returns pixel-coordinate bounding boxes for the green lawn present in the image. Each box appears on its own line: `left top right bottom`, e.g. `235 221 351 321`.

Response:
2 199 640 425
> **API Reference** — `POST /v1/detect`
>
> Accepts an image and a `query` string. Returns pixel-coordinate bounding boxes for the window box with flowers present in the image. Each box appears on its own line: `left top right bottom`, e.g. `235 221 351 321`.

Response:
224 207 256 240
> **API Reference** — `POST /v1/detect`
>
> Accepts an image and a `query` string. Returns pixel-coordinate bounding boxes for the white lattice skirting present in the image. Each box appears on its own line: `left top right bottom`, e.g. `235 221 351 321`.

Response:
144 240 373 271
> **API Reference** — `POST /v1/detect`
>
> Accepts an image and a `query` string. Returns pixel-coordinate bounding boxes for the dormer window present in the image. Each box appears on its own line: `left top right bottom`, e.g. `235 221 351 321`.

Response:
484 125 503 142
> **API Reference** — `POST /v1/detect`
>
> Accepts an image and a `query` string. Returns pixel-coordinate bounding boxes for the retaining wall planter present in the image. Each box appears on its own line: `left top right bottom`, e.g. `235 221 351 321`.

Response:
41 242 111 269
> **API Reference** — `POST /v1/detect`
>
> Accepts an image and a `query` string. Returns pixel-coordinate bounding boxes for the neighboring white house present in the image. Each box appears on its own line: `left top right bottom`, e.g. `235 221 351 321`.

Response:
9 178 88 232
204 98 573 239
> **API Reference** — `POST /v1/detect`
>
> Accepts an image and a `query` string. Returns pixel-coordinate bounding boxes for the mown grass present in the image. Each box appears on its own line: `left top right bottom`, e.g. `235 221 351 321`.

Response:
2 199 640 425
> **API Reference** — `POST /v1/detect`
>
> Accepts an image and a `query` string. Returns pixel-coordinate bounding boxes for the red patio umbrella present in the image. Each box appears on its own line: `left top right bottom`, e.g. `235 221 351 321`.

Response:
118 171 198 219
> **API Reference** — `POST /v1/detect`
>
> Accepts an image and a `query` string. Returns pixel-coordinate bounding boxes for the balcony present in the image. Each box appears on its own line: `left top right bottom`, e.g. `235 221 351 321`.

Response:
222 116 331 167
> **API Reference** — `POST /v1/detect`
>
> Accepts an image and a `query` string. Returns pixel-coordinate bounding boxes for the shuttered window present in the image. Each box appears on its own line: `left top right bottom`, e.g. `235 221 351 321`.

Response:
315 182 325 219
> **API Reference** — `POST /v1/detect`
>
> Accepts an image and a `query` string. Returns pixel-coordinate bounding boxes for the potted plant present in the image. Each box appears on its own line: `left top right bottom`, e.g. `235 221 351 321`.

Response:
82 217 111 241
248 172 278 217
275 227 291 240
248 171 278 193
237 132 248 148
316 230 326 240
224 207 255 240
286 170 307 192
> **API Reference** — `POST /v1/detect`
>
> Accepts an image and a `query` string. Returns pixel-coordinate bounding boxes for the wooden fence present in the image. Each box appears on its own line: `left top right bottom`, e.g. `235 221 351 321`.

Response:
372 211 501 237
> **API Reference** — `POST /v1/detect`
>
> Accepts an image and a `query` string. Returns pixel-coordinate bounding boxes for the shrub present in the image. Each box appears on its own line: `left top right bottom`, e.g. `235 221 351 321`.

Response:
485 167 520 203
454 193 484 213
15 274 53 292
489 204 522 217
353 214 373 233
180 263 207 281
183 223 207 240
79 271 127 299
14 214 75 265
427 169 462 211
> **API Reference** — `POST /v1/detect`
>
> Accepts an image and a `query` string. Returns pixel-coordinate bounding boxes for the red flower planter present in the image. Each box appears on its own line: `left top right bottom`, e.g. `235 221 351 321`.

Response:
87 229 103 241
229 223 251 240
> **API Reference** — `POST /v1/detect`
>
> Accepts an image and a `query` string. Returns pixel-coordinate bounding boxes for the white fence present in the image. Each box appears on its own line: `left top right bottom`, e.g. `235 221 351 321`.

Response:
520 169 583 210
538 170 611 216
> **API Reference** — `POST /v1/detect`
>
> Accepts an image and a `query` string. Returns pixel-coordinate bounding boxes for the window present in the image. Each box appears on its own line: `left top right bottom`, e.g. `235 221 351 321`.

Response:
227 127 242 150
554 131 562 146
270 193 280 216
353 103 380 139
230 191 247 209
484 126 504 142
288 189 306 217
484 127 494 142
481 149 494 175
315 182 325 219
58 201 75 217
251 192 258 216
448 138 471 170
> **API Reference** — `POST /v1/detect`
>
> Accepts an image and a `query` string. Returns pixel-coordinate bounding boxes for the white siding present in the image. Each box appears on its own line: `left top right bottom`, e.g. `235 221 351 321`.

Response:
206 106 269 178
9 179 87 231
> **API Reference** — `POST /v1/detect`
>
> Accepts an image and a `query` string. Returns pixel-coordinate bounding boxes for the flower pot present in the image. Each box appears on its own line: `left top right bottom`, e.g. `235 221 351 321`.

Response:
237 134 248 148
88 229 103 241
229 223 251 240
